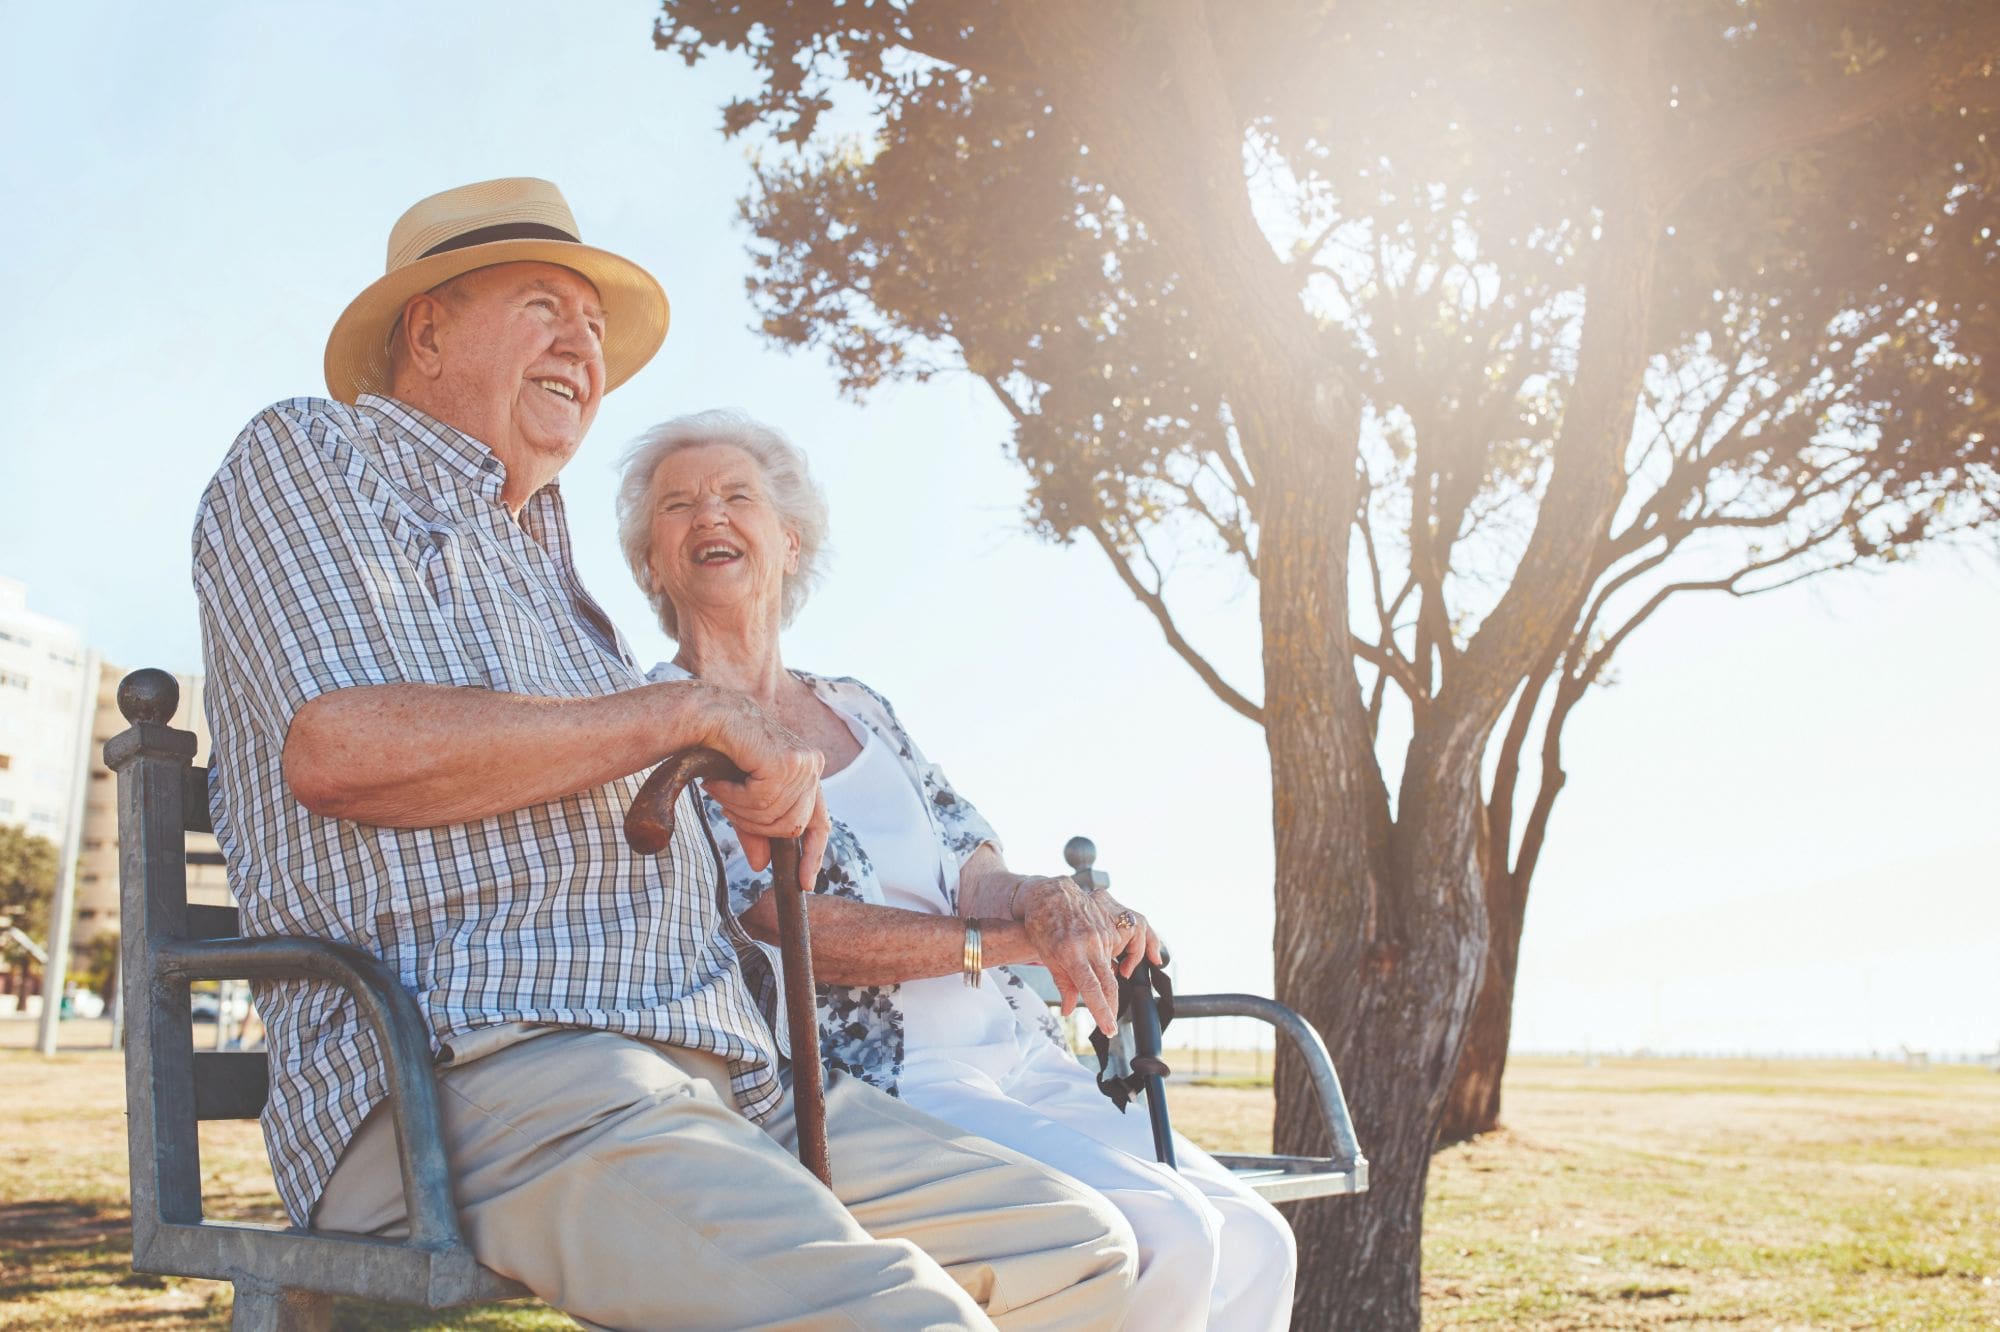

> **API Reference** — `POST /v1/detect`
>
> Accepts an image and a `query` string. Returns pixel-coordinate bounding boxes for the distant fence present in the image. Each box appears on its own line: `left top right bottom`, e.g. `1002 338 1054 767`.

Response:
1515 1047 2000 1067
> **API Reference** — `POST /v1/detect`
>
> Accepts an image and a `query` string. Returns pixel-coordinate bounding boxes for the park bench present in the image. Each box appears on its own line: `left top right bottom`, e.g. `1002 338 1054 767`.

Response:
107 668 523 1329
108 664 1364 1327
1017 837 1369 1204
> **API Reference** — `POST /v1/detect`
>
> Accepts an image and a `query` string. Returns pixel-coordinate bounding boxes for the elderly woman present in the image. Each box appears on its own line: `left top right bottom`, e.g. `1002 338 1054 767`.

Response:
616 410 1296 1331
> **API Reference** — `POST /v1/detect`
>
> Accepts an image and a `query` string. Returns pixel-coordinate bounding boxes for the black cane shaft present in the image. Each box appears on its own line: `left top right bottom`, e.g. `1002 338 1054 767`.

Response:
1129 962 1177 1169
772 837 832 1188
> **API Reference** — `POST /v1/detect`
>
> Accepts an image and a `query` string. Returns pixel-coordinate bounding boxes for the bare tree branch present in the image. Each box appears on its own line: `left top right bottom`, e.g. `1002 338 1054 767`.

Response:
1513 667 1578 893
1084 524 1266 725
1484 641 1562 877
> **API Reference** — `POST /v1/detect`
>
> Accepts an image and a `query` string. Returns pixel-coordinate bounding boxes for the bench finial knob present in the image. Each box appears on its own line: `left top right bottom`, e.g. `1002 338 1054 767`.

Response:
1063 836 1096 874
117 668 180 725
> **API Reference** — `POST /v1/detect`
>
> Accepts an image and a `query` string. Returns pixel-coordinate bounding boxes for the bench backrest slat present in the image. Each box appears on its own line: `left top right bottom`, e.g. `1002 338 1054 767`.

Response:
191 1050 270 1120
183 764 213 835
186 904 240 940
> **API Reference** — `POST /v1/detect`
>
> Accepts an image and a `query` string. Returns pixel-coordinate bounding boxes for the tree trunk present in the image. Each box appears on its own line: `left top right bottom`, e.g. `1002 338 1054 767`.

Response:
1275 750 1491 1329
1253 433 1491 1328
1437 866 1528 1144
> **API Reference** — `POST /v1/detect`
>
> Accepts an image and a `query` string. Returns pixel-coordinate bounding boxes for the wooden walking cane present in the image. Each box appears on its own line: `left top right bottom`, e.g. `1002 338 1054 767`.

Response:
623 748 832 1188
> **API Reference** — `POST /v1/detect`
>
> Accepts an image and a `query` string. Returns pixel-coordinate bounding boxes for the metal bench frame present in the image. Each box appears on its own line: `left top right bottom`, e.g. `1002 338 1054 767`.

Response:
1166 992 1369 1201
107 668 522 1330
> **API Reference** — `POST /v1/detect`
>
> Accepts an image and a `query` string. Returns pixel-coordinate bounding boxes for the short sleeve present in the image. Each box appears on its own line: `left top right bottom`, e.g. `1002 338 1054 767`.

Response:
191 403 473 741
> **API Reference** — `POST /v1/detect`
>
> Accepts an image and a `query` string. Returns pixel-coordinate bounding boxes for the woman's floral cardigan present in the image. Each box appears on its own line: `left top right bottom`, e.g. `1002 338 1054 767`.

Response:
648 663 1068 1095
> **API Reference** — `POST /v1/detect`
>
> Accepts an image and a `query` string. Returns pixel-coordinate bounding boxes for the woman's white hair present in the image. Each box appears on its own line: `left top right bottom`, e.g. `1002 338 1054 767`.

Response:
616 410 831 640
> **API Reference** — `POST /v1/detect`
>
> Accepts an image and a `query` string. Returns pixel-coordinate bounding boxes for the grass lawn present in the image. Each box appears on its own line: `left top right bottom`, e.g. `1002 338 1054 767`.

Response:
2 1047 1995 1327
1420 1058 2000 1328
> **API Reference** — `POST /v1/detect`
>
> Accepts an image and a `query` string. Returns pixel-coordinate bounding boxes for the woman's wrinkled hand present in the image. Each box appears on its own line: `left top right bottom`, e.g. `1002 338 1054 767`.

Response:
1014 875 1165 1036
1096 890 1166 979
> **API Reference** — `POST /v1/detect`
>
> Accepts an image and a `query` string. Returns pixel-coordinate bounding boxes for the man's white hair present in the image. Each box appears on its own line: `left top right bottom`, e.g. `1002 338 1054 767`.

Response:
616 410 830 640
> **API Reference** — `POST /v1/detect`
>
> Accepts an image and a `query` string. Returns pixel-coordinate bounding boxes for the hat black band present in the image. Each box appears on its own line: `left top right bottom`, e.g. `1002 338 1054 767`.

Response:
420 221 580 259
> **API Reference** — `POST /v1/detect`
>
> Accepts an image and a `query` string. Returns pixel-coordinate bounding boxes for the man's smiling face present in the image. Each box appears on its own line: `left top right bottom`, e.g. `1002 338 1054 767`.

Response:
397 260 607 506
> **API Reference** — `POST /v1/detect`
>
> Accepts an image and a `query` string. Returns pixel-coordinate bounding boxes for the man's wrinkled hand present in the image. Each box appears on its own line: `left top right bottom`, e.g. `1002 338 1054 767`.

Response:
699 691 828 895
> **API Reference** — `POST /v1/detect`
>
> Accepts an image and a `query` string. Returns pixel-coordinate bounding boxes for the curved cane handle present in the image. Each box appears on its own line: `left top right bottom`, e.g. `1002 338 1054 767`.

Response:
624 747 747 854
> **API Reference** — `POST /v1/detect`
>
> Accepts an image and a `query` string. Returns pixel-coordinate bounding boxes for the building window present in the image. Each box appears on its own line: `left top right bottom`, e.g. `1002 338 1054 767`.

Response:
0 671 28 690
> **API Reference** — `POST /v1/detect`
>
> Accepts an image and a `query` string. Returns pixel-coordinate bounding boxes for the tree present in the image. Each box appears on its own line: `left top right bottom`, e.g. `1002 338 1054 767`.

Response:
0 823 61 996
652 2 2000 1323
0 823 60 942
74 929 120 1002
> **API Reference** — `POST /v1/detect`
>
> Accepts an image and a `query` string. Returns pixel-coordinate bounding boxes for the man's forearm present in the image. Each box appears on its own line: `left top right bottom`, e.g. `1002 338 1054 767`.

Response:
283 680 726 826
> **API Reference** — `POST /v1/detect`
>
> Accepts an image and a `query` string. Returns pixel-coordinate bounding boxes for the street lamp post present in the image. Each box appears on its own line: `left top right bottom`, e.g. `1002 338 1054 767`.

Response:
37 649 100 1056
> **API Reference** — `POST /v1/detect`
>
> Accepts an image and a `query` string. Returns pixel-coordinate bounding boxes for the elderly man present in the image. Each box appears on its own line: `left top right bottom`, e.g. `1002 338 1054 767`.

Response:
193 178 1136 1330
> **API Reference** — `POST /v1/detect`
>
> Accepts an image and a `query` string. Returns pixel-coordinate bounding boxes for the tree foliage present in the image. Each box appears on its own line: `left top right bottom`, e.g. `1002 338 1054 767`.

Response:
654 1 2000 1323
0 822 60 943
73 929 119 1000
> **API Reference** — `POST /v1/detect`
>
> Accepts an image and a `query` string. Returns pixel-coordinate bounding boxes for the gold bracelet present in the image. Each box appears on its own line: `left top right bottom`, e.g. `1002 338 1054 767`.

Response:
962 917 983 987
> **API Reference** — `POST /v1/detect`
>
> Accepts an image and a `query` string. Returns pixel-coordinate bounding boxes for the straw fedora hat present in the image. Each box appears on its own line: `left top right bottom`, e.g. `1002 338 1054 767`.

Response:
324 177 669 404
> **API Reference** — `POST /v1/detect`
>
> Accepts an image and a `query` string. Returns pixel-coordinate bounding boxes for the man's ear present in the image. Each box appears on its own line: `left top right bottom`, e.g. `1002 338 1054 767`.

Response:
396 292 449 383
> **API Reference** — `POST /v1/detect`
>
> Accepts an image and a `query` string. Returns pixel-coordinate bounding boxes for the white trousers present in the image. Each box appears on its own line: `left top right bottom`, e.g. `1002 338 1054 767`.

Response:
901 1039 1296 1332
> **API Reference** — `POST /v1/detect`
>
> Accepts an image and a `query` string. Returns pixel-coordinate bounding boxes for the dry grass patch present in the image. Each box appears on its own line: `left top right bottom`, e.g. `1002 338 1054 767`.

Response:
1423 1057 2000 1328
0 1050 563 1329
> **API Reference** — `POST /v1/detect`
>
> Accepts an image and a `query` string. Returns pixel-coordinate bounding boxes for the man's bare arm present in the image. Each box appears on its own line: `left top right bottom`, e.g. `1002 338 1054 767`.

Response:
283 680 829 886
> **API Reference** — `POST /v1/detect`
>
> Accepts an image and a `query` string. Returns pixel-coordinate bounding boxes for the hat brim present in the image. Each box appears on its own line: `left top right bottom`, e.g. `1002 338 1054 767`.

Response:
323 238 669 404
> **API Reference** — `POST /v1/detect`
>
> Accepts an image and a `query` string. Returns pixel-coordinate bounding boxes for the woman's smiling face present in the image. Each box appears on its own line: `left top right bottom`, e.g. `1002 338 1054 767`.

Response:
646 442 800 632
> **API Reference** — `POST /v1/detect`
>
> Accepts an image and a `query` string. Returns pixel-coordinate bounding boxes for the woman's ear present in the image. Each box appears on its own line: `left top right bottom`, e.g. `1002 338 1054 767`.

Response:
785 528 801 575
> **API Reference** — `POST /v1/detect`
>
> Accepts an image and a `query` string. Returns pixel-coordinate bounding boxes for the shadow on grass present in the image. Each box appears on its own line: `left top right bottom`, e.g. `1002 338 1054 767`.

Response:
0 1198 209 1324
0 1199 560 1330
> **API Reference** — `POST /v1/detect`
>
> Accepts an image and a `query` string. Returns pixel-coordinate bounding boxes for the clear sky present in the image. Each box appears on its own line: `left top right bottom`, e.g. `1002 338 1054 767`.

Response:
3 1 1994 1056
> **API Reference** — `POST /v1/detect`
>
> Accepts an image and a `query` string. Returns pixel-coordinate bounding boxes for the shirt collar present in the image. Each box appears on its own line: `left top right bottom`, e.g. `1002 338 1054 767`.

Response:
357 393 553 506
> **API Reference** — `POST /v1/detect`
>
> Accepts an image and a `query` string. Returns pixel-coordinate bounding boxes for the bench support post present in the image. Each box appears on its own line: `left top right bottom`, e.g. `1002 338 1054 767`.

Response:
229 1278 332 1331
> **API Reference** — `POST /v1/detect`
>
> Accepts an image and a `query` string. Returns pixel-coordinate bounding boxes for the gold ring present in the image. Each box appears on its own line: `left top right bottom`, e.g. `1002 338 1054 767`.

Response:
1114 910 1137 930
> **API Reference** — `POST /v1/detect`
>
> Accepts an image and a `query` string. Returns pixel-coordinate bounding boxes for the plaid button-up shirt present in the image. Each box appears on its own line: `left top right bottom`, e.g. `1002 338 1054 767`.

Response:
193 394 782 1223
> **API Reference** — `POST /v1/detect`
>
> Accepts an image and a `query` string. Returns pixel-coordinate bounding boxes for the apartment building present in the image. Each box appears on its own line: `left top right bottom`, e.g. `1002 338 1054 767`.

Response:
0 577 95 854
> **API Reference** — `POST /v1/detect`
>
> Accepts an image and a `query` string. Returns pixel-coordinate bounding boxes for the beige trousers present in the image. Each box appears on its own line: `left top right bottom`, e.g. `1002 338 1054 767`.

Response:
313 1030 1136 1331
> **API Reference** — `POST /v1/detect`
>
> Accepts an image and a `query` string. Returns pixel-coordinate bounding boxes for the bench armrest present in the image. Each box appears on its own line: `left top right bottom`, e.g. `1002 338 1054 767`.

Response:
1171 992 1369 1185
157 936 463 1252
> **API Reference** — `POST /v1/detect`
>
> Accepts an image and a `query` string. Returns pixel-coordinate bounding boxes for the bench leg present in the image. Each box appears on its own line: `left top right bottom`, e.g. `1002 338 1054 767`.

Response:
229 1278 332 1331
